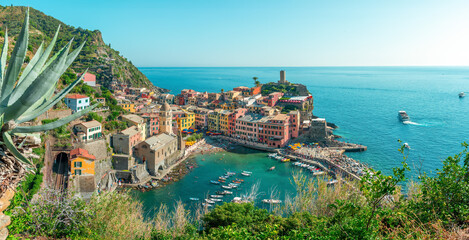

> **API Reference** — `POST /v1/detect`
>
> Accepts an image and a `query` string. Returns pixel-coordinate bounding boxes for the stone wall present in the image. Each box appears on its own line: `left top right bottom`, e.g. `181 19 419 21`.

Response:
0 189 15 239
35 109 72 123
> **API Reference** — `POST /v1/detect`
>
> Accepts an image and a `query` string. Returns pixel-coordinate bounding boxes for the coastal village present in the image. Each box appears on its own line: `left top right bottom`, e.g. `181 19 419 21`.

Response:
13 70 367 198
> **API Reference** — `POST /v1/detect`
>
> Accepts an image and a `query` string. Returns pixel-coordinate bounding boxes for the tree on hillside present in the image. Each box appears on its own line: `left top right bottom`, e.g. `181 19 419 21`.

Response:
253 77 260 87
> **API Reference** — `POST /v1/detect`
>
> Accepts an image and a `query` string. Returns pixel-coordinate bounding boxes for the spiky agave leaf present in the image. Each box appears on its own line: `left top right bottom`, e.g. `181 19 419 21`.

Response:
3 131 32 165
3 40 72 121
0 8 29 101
0 28 8 85
17 70 88 123
16 41 44 86
11 104 98 134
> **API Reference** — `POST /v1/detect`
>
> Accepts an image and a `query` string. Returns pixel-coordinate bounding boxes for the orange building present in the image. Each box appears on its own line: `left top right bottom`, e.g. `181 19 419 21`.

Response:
69 148 96 176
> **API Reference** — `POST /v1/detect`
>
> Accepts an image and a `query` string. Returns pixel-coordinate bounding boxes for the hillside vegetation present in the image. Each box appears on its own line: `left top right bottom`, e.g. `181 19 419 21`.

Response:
0 5 166 92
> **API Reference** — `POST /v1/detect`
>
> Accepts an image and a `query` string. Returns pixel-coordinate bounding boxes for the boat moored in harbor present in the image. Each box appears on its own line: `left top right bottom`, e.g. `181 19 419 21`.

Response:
189 197 199 201
262 199 282 204
210 180 221 185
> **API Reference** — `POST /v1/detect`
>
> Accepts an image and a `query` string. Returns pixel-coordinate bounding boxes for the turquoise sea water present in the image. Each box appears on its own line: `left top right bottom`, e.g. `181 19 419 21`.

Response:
136 67 469 210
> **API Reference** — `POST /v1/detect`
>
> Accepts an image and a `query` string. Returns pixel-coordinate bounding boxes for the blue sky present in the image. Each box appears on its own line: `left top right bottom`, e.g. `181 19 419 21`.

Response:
5 0 469 67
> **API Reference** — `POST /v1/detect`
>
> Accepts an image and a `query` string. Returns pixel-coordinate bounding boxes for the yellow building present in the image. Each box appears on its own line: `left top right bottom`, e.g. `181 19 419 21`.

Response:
120 103 136 113
208 109 222 132
69 148 96 176
219 110 231 134
177 110 196 131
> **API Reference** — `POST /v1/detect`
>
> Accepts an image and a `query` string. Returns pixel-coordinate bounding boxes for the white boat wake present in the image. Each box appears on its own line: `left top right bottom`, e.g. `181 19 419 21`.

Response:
403 120 421 126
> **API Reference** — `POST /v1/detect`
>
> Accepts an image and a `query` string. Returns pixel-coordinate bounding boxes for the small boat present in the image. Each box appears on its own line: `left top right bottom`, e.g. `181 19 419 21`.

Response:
313 171 325 176
210 180 220 185
226 171 236 176
241 172 251 176
205 199 215 204
218 179 225 183
269 166 275 171
242 171 252 174
210 198 222 202
202 203 212 207
232 180 241 184
281 158 290 162
268 153 278 158
222 185 233 189
398 111 410 122
235 178 244 182
217 190 233 195
262 199 282 204
210 195 224 198
459 92 466 98
189 197 199 201
404 143 411 149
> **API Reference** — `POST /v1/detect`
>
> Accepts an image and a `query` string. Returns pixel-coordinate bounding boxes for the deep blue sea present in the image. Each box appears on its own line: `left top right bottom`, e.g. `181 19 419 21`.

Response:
136 67 469 210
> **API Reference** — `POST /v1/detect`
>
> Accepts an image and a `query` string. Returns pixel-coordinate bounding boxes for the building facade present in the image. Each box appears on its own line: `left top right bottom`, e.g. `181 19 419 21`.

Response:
112 126 142 155
74 120 102 142
70 148 96 176
64 94 90 113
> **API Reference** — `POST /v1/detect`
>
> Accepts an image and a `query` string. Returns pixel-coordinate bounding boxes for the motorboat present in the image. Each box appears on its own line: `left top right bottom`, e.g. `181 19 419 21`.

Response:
217 190 233 195
269 166 275 171
205 199 215 204
202 203 212 207
241 172 251 176
222 185 233 189
459 92 466 98
210 180 220 185
210 195 224 198
404 143 411 149
189 197 199 201
210 198 222 202
262 199 282 204
398 111 410 122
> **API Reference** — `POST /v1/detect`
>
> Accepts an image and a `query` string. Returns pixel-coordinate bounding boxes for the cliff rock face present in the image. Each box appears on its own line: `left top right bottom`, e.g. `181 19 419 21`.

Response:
0 5 167 92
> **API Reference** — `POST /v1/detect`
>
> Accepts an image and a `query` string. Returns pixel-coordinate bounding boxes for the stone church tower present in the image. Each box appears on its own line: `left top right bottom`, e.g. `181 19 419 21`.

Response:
160 102 173 135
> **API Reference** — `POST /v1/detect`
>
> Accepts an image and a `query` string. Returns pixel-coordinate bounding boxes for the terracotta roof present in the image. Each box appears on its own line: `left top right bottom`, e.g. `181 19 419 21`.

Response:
80 72 96 82
66 94 88 99
70 148 96 160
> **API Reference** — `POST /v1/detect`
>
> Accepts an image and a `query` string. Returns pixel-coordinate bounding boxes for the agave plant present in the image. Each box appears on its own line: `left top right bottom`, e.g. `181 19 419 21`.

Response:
0 9 96 167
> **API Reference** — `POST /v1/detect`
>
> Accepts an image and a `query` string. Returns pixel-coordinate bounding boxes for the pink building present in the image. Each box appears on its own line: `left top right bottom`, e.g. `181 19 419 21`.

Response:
228 108 247 137
265 92 283 107
142 113 159 137
258 114 291 148
288 111 300 138
235 114 263 142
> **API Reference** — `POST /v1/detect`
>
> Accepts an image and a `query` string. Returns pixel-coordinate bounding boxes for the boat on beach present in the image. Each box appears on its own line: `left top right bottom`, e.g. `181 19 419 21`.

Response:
398 111 410 122
262 199 282 204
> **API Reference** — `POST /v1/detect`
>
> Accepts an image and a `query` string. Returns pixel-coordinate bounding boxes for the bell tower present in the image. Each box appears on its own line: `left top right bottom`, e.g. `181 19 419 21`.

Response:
160 102 173 135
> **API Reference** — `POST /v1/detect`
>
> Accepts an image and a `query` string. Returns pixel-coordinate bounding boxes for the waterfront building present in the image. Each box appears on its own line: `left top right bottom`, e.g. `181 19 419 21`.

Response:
288 111 300 138
235 113 263 142
134 133 185 176
228 108 247 137
258 114 291 148
64 94 90 113
193 107 212 130
79 72 96 87
121 114 147 140
74 120 102 142
69 148 96 176
219 110 232 134
176 110 196 131
142 113 159 137
208 109 222 132
159 102 173 135
112 126 142 155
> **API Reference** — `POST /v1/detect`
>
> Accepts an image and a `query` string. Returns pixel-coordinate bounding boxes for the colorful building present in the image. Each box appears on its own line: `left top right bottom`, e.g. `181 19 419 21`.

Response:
120 102 136 113
74 120 102 142
79 72 96 87
193 107 212 130
258 114 291 148
235 114 263 142
142 113 159 137
228 108 247 137
121 114 147 140
70 148 96 176
208 109 222 132
176 110 196 131
64 94 90 113
219 110 231 135
112 126 142 155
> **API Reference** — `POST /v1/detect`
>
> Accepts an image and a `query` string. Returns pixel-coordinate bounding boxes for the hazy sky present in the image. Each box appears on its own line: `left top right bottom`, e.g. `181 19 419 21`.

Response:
5 0 469 67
